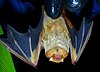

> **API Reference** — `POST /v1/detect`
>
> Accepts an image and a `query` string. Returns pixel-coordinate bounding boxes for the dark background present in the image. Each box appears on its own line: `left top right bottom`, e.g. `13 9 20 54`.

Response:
0 0 100 72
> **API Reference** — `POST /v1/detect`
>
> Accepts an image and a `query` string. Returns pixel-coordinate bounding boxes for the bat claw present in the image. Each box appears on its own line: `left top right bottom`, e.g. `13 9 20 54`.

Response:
72 61 76 65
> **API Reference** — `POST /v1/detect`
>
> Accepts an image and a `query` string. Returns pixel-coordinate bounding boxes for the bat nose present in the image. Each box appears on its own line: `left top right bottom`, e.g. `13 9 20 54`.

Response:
53 54 62 60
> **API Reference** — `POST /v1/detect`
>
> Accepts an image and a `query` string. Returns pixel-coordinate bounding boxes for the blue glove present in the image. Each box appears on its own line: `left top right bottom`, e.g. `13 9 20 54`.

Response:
91 0 100 18
64 0 90 12
96 0 100 4
0 0 4 8
44 0 64 19
8 0 35 14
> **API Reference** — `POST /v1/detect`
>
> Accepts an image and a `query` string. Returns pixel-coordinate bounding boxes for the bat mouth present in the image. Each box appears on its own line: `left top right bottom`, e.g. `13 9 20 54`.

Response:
49 54 64 63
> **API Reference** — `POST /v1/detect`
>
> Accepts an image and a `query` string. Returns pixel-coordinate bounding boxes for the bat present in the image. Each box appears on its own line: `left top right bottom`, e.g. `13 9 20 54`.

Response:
0 8 93 68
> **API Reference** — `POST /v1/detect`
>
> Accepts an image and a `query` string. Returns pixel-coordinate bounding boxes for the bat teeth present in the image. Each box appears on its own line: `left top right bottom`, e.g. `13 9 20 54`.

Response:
49 54 64 63
61 59 64 62
49 57 53 61
49 57 64 63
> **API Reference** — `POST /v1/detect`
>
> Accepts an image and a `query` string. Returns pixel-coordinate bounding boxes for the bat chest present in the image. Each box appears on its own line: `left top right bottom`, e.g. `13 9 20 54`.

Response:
41 11 71 63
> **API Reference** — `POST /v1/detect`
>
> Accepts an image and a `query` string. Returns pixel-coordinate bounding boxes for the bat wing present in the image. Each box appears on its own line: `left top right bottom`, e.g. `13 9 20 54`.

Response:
66 17 93 64
0 16 43 67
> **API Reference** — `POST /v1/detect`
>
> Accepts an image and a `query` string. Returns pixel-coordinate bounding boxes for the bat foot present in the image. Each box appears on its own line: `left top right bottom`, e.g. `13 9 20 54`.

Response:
72 61 76 65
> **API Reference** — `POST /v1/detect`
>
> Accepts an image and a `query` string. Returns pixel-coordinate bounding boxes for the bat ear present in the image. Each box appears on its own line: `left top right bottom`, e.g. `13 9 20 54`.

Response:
69 17 93 64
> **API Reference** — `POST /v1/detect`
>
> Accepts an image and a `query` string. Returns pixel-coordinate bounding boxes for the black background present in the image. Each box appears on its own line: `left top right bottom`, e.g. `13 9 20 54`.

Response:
0 0 100 72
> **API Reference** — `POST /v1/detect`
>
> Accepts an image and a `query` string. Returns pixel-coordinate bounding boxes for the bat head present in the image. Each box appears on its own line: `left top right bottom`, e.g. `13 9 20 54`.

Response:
46 47 68 63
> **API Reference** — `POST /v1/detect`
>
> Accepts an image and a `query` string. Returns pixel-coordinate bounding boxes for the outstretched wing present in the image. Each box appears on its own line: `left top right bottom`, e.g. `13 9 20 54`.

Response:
0 16 43 67
65 17 93 64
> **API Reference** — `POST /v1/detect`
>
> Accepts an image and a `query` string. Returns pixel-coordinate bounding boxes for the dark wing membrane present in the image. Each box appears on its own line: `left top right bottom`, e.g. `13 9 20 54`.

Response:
0 16 43 67
0 38 34 67
66 17 93 64
76 18 93 62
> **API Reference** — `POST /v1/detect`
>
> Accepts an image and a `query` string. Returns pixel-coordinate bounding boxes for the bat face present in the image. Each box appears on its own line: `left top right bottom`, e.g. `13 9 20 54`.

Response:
45 47 68 63
41 11 71 63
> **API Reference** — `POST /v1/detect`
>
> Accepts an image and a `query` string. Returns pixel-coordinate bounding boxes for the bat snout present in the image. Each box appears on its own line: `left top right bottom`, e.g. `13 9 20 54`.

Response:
49 54 64 63
46 47 68 63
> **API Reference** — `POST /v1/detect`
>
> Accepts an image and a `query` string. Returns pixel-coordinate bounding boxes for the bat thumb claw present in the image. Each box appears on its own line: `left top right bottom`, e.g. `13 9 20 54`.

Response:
72 61 76 65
